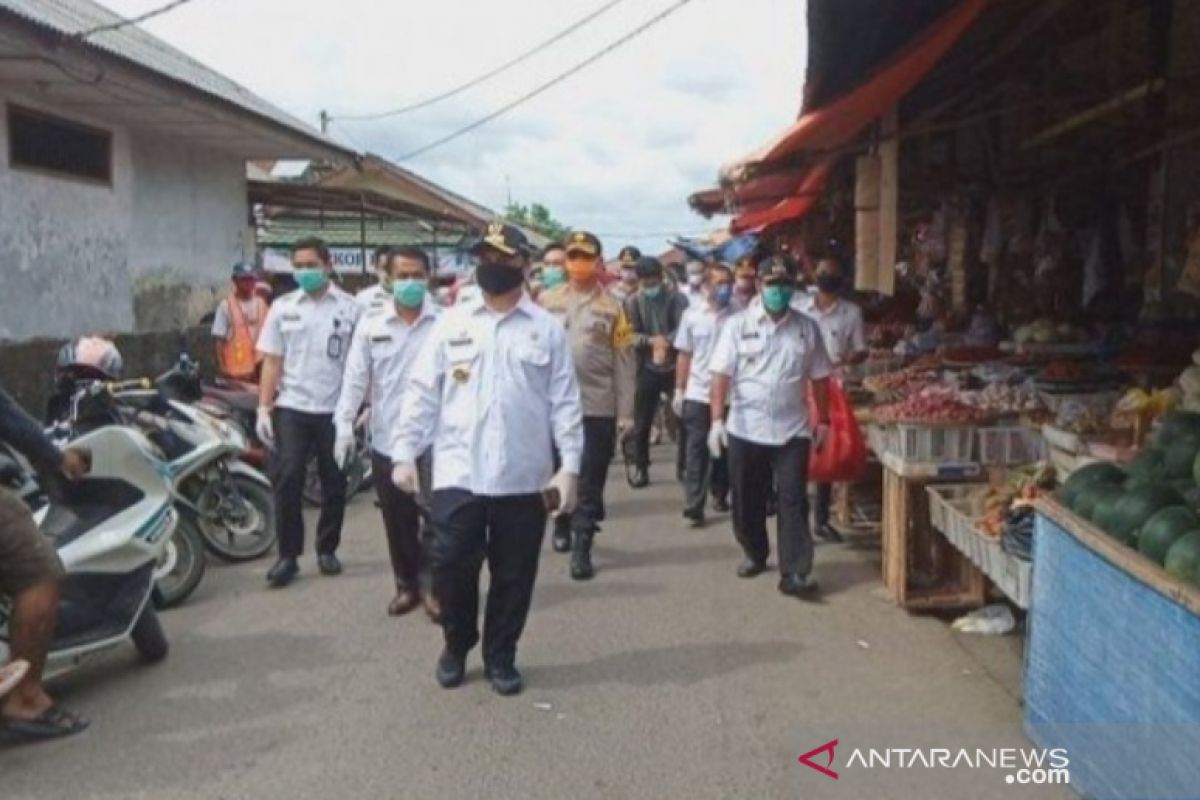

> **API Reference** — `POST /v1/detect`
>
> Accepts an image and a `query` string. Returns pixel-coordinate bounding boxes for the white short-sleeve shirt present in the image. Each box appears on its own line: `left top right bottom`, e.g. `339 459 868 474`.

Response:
674 304 733 405
709 305 833 446
257 286 362 414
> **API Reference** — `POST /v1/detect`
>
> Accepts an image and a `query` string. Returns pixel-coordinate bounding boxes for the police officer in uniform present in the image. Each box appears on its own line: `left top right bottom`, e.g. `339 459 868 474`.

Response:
708 255 833 598
256 237 362 588
391 222 583 696
335 246 440 617
609 246 642 305
539 231 635 580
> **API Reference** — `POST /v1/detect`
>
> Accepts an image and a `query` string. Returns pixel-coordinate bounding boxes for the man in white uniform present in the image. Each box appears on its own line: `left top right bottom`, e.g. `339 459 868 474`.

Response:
681 260 708 308
335 245 440 618
391 222 583 697
256 237 362 588
709 255 833 599
672 263 736 525
795 259 867 542
355 245 394 316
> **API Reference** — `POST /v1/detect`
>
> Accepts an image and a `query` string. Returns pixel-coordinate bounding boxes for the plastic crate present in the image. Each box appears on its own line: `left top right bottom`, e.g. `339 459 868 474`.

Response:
976 426 1047 465
894 424 976 462
926 484 1031 609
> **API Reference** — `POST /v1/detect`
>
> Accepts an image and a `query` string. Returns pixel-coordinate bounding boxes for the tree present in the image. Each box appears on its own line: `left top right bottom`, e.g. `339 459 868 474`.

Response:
504 201 570 241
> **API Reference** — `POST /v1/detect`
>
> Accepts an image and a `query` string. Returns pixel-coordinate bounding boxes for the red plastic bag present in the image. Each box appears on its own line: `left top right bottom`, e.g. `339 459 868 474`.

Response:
808 378 867 483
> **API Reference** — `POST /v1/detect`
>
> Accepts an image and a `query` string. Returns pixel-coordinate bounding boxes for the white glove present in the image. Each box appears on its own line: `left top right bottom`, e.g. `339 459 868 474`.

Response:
391 461 419 495
813 423 830 452
355 406 371 430
671 389 685 417
255 407 275 448
548 469 579 517
333 426 356 470
707 419 728 459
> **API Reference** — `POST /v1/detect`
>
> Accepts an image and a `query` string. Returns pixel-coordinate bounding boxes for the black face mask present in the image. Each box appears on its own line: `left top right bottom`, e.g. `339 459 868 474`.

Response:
816 274 843 293
476 262 525 295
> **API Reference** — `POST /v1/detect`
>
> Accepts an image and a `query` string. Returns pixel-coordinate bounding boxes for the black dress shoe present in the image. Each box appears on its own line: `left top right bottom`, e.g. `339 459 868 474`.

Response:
778 573 819 598
266 558 298 588
570 534 595 581
630 468 649 489
317 554 343 576
551 522 571 554
436 649 466 689
682 506 705 528
484 663 523 696
815 523 845 543
736 558 768 578
711 496 730 513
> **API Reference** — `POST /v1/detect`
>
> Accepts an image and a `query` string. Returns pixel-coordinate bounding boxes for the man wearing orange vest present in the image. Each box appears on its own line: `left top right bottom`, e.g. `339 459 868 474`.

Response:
212 262 269 381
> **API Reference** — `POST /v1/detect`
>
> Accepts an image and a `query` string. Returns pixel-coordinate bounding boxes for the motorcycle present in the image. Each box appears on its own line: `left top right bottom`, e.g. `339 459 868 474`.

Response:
56 368 276 561
0 426 175 678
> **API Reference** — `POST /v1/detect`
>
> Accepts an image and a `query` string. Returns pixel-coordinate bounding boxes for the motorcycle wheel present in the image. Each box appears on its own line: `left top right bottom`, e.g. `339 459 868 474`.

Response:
302 454 365 507
154 513 207 609
198 475 277 562
130 605 169 662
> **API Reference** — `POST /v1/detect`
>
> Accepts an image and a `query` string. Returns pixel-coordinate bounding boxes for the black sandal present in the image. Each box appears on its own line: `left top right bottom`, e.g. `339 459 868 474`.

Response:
1 704 90 740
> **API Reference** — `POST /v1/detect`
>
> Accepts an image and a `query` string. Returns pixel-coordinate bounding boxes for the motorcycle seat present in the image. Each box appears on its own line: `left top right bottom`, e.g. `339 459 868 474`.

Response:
39 478 145 548
204 387 258 413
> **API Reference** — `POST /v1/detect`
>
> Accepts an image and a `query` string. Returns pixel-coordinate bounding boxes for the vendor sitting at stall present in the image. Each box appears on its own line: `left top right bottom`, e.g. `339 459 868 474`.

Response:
796 258 867 543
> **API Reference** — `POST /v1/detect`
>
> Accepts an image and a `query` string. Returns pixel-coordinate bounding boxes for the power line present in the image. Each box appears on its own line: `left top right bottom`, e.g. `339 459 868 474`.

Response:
74 0 199 40
395 0 699 162
334 0 629 123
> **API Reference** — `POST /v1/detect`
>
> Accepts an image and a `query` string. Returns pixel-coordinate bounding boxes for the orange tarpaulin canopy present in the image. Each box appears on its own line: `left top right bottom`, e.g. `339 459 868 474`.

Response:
731 157 835 233
722 0 989 184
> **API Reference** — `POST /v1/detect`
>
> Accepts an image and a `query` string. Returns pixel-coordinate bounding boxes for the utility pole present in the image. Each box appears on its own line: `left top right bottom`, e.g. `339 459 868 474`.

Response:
319 110 330 134
505 174 512 208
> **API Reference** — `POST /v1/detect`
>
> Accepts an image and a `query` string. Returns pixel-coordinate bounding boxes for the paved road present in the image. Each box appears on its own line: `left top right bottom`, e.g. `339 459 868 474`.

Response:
3 446 1070 799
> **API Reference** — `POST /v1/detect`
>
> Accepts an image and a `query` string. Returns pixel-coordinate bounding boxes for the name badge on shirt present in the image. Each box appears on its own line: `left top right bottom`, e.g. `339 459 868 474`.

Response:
280 312 303 333
447 333 477 383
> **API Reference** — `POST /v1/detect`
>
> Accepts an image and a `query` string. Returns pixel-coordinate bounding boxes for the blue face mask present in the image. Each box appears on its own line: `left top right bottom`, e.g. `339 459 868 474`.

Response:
713 284 734 309
761 284 793 314
294 267 328 294
542 266 566 289
642 285 662 299
392 278 427 309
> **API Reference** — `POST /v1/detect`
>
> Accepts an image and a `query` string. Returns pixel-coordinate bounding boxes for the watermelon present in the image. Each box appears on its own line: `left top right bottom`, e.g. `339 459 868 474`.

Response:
1107 485 1186 543
1125 449 1167 485
1073 482 1115 519
1162 440 1200 480
1138 506 1198 564
1164 532 1200 583
1091 494 1130 542
1061 462 1126 507
1154 411 1200 448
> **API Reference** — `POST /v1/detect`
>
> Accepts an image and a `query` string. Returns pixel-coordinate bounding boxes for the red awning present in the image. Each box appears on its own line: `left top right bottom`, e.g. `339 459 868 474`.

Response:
689 166 814 218
730 157 835 233
722 0 989 183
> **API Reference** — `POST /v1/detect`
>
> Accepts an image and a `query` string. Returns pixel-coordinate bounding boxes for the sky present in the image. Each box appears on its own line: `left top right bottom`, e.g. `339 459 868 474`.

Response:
104 0 808 256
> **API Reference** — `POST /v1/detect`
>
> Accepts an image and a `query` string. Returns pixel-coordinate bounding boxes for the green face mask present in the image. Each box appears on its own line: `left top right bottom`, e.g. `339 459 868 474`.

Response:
761 284 793 314
294 267 328 294
642 285 662 299
392 278 427 309
542 266 566 289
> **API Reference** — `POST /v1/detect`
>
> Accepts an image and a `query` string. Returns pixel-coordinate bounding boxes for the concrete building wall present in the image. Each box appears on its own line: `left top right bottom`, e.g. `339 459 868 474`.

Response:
0 87 249 343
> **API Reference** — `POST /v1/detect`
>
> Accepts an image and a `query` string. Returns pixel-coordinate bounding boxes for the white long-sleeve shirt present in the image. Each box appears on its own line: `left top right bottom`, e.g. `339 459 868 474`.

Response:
392 294 584 495
333 298 440 451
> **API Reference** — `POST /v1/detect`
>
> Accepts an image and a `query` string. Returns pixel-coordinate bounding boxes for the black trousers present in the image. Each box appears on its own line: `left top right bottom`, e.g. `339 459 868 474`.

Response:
555 417 616 540
431 489 546 667
681 400 730 512
727 434 813 577
371 451 432 589
272 408 345 559
632 367 675 470
814 483 833 527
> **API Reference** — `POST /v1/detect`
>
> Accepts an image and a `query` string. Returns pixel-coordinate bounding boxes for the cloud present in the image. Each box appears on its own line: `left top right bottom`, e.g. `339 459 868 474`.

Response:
103 0 807 253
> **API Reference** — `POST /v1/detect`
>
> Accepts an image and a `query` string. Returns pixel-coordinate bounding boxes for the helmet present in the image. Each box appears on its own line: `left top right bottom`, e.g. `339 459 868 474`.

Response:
55 336 124 381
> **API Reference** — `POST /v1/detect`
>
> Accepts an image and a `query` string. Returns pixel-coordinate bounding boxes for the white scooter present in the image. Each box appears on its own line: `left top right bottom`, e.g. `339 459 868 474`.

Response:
0 426 176 680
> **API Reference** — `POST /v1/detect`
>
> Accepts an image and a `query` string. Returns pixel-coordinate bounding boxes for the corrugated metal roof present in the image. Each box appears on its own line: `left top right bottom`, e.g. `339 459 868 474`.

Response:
0 0 351 158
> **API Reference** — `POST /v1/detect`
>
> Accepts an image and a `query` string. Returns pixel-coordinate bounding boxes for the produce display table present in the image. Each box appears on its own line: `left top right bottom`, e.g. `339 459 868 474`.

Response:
879 453 988 610
1025 499 1200 800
